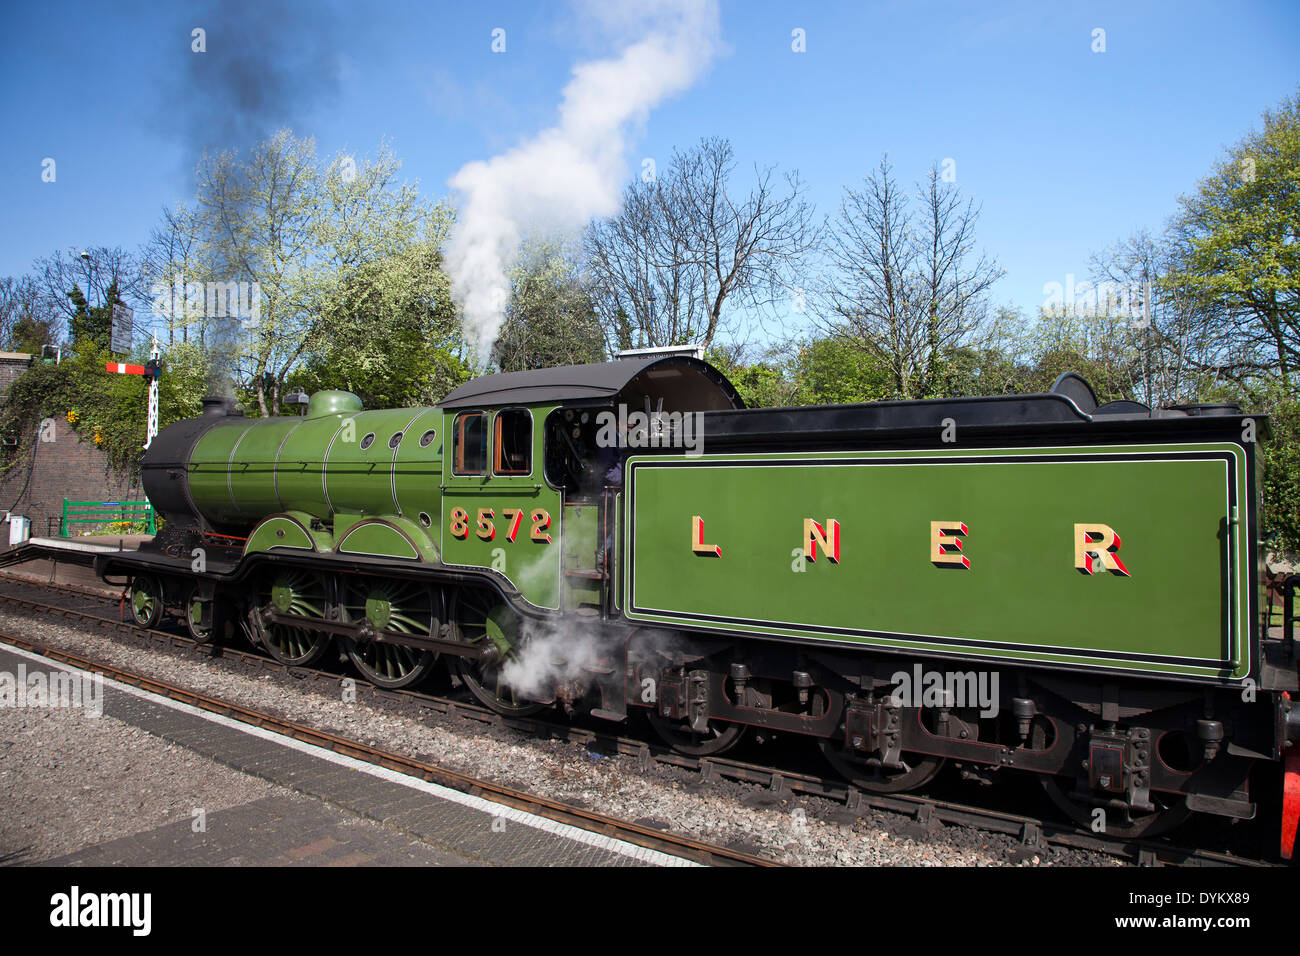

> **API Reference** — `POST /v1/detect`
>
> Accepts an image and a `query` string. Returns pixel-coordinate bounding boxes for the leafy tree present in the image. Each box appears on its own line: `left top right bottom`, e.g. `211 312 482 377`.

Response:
187 132 445 415
705 343 803 408
158 341 214 424
0 276 56 353
791 336 894 405
492 241 605 372
290 333 470 411
66 280 126 352
1019 307 1143 403
287 232 470 409
1165 90 1300 396
1260 394 1300 549
8 315 54 354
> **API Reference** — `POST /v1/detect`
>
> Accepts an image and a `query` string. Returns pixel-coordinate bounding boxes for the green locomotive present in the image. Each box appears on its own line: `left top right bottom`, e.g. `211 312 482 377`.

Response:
99 355 1300 851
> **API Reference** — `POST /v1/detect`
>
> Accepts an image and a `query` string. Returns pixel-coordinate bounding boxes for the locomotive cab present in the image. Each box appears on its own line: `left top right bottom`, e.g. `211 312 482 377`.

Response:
436 357 744 613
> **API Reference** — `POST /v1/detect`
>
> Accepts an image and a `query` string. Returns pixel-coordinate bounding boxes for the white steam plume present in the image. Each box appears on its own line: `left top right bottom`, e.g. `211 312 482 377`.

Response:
444 0 721 365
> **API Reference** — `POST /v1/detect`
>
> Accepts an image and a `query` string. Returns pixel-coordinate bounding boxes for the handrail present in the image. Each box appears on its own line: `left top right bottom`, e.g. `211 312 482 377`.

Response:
60 499 156 536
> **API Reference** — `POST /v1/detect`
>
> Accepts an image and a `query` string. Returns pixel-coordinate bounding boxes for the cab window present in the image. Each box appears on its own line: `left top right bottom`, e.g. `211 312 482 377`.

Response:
452 411 486 475
493 409 532 476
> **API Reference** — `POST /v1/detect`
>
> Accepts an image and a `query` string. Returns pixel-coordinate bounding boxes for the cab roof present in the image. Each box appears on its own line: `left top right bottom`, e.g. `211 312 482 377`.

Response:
438 355 744 411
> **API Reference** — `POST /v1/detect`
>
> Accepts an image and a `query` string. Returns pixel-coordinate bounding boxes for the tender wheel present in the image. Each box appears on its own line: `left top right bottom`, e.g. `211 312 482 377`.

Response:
128 575 164 629
818 738 946 794
339 578 437 689
449 588 545 716
184 584 215 644
1039 777 1191 839
647 712 747 756
253 569 333 666
1031 718 1190 838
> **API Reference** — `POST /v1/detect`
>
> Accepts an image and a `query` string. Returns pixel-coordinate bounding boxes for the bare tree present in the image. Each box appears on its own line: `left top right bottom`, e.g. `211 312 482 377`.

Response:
820 157 1004 399
140 203 208 346
1088 229 1223 407
585 137 817 351
31 246 143 335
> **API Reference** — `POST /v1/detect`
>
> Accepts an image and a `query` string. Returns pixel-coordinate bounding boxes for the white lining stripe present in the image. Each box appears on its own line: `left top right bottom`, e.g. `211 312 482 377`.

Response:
0 644 697 867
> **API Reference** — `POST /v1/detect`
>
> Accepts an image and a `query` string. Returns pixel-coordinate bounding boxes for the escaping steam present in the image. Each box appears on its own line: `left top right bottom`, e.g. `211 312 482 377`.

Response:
444 0 722 365
501 621 607 702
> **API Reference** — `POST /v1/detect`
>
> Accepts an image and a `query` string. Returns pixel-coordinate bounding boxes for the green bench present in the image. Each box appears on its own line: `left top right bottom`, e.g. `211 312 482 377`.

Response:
59 499 156 537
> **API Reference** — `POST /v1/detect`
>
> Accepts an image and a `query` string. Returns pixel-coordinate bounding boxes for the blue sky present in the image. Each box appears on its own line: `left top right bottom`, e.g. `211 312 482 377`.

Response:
1 0 1296 343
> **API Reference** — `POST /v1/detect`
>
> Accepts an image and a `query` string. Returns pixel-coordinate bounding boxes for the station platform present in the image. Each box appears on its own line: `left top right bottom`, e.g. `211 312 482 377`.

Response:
0 644 683 867
0 534 153 595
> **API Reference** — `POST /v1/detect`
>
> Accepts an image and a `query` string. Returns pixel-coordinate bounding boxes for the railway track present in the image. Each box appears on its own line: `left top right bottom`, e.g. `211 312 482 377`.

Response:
0 572 1277 868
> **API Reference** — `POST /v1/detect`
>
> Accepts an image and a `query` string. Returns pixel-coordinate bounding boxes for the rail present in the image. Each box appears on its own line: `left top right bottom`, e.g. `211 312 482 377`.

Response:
59 499 156 536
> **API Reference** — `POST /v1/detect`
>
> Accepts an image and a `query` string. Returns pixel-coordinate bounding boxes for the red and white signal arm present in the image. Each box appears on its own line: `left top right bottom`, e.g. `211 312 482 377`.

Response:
106 360 162 377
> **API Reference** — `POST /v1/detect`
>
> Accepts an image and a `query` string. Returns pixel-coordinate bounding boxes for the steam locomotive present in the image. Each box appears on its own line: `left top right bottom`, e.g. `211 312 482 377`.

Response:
96 355 1300 852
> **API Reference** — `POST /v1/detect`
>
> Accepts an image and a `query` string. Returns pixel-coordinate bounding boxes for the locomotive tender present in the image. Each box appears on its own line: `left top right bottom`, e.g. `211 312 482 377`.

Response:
97 355 1300 850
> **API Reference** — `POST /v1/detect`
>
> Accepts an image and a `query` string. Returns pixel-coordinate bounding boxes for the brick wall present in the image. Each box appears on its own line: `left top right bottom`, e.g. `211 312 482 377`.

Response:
0 353 33 394
0 352 144 540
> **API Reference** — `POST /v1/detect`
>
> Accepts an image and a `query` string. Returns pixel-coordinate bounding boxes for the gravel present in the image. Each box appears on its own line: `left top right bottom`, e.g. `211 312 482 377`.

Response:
0 600 1118 866
0 702 276 863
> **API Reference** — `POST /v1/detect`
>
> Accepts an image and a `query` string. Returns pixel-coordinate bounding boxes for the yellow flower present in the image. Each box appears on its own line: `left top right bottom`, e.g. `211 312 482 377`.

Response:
93 428 104 445
66 409 80 424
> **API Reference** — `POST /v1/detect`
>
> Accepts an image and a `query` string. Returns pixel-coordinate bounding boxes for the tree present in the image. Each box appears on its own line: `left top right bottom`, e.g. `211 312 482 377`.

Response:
1164 91 1300 397
790 336 894 405
140 203 208 346
706 344 799 409
585 137 818 351
66 279 128 353
820 157 1005 399
32 246 142 341
0 276 56 353
289 234 471 408
492 240 605 372
190 131 445 415
1260 393 1300 549
158 341 214 425
1088 230 1223 408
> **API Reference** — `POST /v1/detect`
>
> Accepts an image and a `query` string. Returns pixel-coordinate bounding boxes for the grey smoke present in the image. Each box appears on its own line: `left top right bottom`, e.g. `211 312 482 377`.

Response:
160 0 365 171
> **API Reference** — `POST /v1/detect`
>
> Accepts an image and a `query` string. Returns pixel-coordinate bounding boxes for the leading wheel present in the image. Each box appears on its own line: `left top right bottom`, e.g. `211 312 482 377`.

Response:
339 578 438 689
128 575 164 629
253 570 333 667
647 712 747 756
184 584 215 644
449 588 545 716
819 737 946 793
